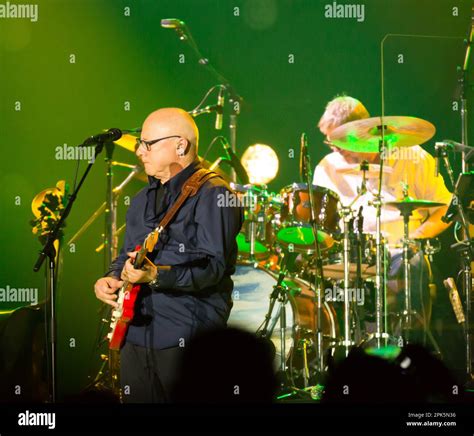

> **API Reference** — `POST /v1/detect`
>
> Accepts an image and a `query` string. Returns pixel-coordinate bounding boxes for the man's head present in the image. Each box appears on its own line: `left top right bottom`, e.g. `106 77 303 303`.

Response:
318 95 377 162
318 95 370 137
136 108 199 182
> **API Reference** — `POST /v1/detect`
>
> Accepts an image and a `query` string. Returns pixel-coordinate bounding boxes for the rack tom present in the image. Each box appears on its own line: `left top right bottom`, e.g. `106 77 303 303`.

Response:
277 183 340 254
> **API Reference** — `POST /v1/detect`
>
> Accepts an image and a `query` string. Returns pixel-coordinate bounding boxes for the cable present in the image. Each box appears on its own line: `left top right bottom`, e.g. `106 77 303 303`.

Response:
202 135 228 160
454 222 463 243
189 84 222 114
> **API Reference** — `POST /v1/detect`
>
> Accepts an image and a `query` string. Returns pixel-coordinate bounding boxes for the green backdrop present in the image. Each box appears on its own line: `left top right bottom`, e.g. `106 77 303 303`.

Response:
0 0 471 399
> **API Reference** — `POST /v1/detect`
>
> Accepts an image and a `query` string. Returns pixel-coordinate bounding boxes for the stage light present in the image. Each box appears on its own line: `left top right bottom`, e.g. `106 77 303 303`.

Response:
240 143 279 185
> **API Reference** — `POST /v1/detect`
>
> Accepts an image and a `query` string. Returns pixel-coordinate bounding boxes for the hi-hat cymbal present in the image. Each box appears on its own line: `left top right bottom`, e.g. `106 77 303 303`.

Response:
385 198 445 214
328 116 436 153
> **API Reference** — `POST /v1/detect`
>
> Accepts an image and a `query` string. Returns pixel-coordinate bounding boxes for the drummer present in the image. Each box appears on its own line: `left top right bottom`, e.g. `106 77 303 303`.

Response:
312 95 453 335
313 95 452 242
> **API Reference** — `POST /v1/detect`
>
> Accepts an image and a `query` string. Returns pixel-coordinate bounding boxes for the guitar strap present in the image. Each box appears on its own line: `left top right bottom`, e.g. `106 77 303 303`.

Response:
155 168 221 233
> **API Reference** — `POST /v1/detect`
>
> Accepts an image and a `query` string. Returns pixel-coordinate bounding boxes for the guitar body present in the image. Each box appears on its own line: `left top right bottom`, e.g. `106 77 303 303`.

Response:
108 282 141 351
107 243 151 351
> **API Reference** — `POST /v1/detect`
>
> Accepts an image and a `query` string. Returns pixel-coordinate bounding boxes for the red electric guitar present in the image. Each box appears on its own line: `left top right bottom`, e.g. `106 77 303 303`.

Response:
107 226 161 351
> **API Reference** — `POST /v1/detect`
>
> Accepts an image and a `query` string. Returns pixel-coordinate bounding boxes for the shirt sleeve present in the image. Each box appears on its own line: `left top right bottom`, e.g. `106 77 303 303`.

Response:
156 185 243 292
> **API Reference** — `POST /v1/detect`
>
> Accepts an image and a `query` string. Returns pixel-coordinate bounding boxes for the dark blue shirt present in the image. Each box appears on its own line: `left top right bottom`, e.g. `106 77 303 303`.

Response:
106 159 243 350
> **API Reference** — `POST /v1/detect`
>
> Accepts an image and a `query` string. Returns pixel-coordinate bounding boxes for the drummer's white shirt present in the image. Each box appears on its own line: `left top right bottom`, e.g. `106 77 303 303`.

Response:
312 145 453 245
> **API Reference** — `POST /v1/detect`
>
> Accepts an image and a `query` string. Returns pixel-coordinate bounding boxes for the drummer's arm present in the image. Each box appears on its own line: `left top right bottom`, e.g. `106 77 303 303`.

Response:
411 206 452 239
412 150 453 239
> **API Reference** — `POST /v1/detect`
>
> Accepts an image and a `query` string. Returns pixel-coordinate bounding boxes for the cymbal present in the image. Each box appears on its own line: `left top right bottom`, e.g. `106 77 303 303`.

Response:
113 133 138 153
328 116 436 153
385 198 445 214
31 180 67 219
199 157 231 182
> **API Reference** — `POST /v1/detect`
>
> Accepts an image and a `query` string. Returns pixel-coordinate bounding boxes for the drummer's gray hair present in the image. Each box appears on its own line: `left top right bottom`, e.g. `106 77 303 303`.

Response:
318 95 370 136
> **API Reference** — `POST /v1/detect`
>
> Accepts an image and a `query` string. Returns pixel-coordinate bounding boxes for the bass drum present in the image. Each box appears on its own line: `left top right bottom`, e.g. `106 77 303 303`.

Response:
228 264 339 382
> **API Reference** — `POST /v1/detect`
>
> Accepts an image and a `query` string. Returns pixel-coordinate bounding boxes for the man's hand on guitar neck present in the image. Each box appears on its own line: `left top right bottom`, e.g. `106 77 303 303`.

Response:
94 276 123 308
120 251 158 284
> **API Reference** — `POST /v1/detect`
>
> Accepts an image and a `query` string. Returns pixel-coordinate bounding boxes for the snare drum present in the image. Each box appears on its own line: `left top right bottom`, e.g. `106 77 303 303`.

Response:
228 264 339 377
277 183 340 254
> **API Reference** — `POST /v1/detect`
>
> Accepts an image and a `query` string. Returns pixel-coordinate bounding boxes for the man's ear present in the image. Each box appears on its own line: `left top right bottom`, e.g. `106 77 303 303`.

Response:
177 137 190 156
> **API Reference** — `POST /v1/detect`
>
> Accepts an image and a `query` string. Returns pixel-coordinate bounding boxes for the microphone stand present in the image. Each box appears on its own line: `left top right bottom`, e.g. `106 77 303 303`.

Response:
163 19 243 182
33 138 109 403
452 10 474 386
458 10 473 174
438 143 474 387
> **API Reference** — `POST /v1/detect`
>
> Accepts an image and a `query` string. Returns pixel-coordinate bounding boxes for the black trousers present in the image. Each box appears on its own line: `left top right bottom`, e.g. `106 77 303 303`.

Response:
120 342 183 403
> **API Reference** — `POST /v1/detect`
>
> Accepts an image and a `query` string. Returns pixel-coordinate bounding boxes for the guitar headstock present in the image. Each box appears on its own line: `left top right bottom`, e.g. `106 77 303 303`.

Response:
143 227 161 253
133 227 161 269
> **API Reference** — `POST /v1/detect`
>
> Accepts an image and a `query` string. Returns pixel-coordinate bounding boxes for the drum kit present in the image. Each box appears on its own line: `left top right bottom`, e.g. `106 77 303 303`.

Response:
65 114 465 398
225 115 452 396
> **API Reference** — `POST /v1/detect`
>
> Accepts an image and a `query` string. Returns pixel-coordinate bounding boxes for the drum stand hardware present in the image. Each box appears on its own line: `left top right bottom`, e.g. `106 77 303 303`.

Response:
401 189 414 343
302 133 327 377
337 162 369 356
339 205 357 355
373 139 390 348
300 337 312 388
257 252 295 391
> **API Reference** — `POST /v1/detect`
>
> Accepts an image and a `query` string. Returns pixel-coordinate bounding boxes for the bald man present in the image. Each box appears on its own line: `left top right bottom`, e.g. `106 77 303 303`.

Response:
94 108 243 403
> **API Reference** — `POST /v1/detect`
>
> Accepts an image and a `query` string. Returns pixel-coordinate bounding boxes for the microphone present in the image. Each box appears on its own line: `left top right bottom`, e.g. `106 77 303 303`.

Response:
215 86 225 130
300 133 308 182
357 206 364 234
358 160 369 194
161 18 187 40
434 141 453 177
221 139 249 184
82 128 122 146
160 18 185 28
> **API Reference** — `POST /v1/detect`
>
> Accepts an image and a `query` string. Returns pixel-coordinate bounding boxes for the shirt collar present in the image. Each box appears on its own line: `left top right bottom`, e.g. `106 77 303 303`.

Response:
147 158 202 197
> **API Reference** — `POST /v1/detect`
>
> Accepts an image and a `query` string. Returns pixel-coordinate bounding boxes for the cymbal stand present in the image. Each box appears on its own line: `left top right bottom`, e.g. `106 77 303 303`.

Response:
400 187 414 343
374 138 389 348
339 164 367 356
339 206 356 356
